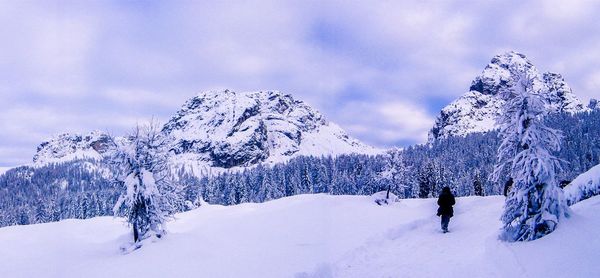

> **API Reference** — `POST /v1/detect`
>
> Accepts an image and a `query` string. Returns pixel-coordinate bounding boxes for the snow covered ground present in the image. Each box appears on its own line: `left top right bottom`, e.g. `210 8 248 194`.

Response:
1 194 599 278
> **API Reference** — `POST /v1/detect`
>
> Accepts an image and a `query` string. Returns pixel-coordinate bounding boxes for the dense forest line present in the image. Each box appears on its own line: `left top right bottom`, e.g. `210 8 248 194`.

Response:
1 109 599 227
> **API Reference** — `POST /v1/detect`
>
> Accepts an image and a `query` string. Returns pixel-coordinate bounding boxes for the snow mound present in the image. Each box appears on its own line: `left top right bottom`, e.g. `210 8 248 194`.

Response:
564 163 600 205
371 191 400 205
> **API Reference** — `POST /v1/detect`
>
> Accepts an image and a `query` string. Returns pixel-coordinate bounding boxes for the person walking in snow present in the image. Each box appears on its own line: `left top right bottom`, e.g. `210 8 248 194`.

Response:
437 186 455 233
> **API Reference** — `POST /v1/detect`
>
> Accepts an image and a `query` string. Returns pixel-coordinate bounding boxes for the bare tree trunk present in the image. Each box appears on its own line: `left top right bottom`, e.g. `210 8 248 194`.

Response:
133 222 139 242
386 184 391 199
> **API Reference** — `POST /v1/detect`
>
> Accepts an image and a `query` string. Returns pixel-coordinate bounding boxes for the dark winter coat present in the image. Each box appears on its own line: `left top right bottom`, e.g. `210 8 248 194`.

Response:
437 187 455 217
503 178 514 197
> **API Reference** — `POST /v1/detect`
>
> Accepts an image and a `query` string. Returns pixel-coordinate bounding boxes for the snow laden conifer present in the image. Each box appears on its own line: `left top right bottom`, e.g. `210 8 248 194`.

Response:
110 121 180 245
374 148 408 205
493 71 569 242
381 148 408 198
417 162 435 198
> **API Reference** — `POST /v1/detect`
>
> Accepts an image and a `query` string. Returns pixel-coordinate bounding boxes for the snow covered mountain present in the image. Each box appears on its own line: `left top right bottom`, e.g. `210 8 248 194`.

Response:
163 90 377 172
429 51 588 142
32 131 113 166
31 90 377 170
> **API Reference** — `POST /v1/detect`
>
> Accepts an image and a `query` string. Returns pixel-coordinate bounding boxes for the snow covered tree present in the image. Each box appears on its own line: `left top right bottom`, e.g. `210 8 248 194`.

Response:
418 162 435 198
110 121 179 244
301 165 312 193
493 72 569 242
34 203 48 223
381 148 408 198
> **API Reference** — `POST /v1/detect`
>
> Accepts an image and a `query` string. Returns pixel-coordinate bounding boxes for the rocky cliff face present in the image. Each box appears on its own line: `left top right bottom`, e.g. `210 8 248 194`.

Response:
163 90 377 170
31 90 377 171
33 131 113 165
429 51 588 142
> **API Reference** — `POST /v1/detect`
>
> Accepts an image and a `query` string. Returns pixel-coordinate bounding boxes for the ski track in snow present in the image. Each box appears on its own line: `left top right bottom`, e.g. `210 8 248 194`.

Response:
298 197 502 278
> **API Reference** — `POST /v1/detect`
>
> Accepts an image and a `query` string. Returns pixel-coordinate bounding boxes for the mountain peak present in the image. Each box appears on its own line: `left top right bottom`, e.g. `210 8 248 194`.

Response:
33 130 112 165
430 51 588 142
164 89 376 170
468 51 538 95
31 90 377 170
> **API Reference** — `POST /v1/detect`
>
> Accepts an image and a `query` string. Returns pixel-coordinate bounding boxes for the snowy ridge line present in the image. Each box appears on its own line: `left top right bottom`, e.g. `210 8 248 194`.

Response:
31 90 380 174
31 130 115 167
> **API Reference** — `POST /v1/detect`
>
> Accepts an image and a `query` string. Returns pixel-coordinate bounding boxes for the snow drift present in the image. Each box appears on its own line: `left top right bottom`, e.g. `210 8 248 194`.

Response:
565 163 600 205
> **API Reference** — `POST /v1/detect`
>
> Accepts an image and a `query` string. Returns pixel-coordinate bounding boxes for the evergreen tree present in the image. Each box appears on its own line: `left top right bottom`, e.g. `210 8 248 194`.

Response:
34 203 48 223
418 162 435 198
493 72 569 242
381 148 408 198
111 121 177 244
301 164 312 194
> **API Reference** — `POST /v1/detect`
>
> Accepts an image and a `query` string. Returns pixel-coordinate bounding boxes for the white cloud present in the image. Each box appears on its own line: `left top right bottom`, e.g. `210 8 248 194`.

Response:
334 100 435 146
101 88 187 109
541 0 598 21
378 102 435 142
0 2 100 97
1 0 600 165
583 70 600 100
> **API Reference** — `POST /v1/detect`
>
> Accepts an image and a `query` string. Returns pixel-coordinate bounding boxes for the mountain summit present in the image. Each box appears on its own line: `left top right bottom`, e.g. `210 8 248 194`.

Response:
33 131 112 165
163 90 377 171
32 90 377 171
429 51 588 142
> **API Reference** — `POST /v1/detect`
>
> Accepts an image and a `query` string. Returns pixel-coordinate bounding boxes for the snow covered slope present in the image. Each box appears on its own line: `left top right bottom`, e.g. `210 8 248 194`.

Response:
565 163 600 205
1 194 599 278
429 51 588 142
163 90 378 172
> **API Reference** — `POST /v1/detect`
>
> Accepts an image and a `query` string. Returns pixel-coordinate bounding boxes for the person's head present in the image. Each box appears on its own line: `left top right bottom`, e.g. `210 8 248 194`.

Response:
442 186 451 194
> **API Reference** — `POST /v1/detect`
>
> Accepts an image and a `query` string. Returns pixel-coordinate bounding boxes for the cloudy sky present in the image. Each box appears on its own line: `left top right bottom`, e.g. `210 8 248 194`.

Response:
1 0 599 166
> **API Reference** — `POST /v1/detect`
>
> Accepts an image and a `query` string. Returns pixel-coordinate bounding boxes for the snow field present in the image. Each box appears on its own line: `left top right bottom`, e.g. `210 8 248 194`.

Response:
1 194 599 278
